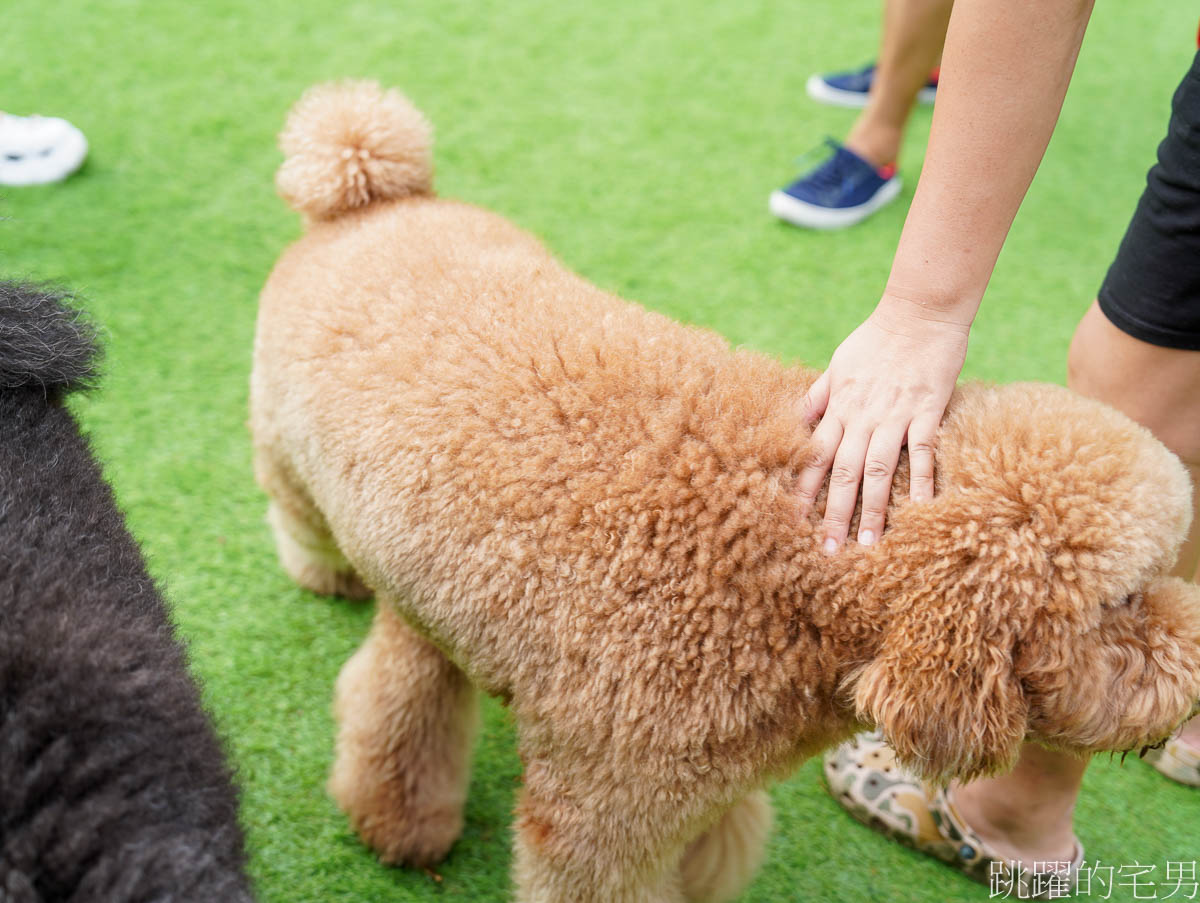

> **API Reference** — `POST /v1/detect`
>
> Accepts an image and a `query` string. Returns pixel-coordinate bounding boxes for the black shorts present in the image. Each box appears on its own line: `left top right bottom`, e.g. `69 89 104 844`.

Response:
1098 50 1200 350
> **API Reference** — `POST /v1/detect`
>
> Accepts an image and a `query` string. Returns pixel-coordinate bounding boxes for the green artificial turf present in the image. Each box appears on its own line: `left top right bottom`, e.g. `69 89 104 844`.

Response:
3 1 1198 901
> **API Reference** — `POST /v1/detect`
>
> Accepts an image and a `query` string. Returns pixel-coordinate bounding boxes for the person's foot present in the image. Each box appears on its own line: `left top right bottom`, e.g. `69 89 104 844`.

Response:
0 112 88 186
806 62 938 109
769 140 901 230
1143 717 1200 787
824 732 1083 900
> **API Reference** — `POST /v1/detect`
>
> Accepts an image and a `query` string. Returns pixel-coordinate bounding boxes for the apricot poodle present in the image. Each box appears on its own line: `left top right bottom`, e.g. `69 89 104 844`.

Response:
251 82 1200 903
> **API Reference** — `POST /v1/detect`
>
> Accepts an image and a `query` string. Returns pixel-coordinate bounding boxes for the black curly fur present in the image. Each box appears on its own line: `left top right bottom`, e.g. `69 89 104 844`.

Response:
0 283 254 902
0 282 100 393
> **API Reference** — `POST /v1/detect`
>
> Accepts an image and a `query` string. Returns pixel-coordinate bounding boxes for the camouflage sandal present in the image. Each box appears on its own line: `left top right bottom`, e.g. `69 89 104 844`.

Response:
1143 734 1200 787
824 731 1083 900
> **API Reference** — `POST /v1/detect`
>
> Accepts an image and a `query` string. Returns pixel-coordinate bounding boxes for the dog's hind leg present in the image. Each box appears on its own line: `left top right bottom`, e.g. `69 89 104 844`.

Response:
678 790 773 903
329 603 479 867
255 447 371 599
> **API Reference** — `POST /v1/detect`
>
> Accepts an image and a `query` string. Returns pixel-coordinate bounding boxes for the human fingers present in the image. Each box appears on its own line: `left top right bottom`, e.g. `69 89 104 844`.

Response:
820 428 872 552
907 413 940 504
797 413 843 517
855 422 908 547
801 372 831 425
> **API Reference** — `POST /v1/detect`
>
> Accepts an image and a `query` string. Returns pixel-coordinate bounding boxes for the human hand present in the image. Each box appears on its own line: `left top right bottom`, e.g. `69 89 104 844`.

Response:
798 298 970 552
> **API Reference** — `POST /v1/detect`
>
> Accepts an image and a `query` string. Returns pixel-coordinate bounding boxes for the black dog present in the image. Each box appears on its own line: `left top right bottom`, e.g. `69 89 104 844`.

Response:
0 282 253 902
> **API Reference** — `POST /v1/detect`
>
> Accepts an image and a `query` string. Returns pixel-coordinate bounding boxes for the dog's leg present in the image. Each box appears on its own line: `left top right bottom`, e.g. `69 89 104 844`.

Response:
678 790 773 903
328 604 479 867
512 758 691 903
266 500 372 599
255 448 371 599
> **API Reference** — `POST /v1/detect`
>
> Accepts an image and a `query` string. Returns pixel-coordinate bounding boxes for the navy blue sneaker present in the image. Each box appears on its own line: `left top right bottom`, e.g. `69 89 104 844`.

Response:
806 62 938 108
769 140 901 229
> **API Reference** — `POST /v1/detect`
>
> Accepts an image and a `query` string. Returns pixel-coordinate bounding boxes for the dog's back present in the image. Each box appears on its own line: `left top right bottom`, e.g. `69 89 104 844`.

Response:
0 283 252 902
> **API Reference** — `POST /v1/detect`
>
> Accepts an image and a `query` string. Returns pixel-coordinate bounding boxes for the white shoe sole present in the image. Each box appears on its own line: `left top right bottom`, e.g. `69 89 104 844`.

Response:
0 117 89 186
768 177 902 230
805 74 936 109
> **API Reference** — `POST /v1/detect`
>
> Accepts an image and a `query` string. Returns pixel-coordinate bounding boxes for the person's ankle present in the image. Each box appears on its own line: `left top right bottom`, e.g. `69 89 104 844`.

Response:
843 124 901 169
1177 714 1200 753
949 780 1078 866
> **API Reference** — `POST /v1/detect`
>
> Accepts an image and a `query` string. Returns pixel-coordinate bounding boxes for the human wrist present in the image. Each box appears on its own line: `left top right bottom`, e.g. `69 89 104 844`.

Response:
871 288 978 336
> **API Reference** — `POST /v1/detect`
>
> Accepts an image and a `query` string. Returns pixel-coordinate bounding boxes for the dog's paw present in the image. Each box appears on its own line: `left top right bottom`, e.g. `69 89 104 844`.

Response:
328 769 463 868
287 557 373 600
326 568 374 601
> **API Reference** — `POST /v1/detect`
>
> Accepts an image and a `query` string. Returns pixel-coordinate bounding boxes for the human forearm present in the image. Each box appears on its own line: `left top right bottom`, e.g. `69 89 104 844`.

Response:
801 0 1095 549
881 0 1095 326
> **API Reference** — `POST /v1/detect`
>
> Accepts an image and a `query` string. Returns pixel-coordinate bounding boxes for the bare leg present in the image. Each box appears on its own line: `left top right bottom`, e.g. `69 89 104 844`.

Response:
952 300 1200 860
844 0 953 166
1070 301 1200 752
1179 708 1200 751
949 745 1084 862
329 605 479 866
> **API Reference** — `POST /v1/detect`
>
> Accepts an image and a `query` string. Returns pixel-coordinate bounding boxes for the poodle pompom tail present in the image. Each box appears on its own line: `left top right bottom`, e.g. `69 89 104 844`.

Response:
276 81 434 221
0 281 100 394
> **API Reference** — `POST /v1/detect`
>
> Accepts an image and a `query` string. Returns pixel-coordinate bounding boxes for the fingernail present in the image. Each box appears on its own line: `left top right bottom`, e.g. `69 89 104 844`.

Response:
858 529 875 546
823 537 839 555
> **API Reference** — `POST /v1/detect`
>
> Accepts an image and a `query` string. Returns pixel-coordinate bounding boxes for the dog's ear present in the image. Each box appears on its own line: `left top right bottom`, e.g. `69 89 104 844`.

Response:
852 499 1030 784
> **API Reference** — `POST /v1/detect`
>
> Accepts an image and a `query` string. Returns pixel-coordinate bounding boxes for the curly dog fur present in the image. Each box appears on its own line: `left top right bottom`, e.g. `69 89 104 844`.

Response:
251 82 1200 903
0 282 253 902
